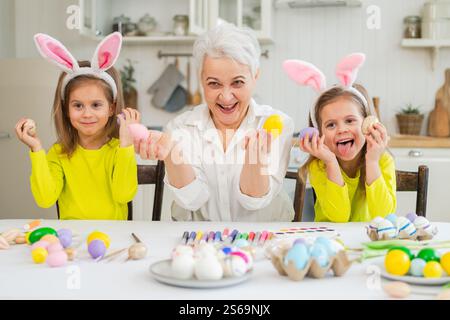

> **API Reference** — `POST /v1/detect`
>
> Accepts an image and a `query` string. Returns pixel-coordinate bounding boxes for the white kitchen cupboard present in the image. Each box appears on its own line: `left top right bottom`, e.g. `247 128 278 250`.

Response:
79 0 273 44
390 147 450 222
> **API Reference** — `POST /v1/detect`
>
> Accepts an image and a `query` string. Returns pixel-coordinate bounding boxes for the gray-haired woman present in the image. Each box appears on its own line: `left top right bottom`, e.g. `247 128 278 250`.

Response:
137 23 294 221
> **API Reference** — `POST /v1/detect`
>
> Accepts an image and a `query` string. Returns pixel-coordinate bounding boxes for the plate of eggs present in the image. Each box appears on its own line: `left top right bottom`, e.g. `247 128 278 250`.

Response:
149 243 253 289
376 247 450 285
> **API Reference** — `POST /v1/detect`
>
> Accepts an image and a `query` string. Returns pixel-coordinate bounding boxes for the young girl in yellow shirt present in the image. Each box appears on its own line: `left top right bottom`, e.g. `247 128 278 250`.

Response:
284 53 396 222
15 32 139 220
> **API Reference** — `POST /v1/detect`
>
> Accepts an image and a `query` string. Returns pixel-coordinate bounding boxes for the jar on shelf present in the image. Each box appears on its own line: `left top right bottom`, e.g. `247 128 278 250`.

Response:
404 16 422 38
112 15 131 36
138 14 157 36
173 15 189 36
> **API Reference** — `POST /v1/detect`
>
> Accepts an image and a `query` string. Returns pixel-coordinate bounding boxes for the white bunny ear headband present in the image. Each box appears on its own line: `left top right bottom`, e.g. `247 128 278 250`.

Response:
283 53 374 129
34 32 123 101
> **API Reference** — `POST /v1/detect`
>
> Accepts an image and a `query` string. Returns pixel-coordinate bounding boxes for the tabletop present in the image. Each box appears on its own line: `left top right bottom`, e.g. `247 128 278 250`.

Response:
1 219 449 300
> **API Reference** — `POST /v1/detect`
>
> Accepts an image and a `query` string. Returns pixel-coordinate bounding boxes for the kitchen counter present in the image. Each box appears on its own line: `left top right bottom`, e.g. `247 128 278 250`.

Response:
389 135 450 148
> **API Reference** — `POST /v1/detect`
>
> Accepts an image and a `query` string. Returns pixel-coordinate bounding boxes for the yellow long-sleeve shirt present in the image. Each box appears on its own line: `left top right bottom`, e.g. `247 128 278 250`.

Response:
29 138 138 220
309 152 396 222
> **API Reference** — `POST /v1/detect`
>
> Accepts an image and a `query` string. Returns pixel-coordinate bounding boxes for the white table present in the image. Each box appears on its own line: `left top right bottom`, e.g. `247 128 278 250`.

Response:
1 219 449 300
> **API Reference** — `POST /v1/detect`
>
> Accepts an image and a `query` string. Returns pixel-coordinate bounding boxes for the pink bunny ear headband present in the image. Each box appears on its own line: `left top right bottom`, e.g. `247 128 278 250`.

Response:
34 32 123 101
283 53 374 129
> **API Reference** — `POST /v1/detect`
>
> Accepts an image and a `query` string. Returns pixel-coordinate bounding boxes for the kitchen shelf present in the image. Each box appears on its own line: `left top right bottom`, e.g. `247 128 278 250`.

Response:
401 38 450 70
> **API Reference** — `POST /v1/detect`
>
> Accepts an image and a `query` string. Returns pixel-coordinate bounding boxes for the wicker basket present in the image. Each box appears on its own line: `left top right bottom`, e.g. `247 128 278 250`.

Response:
396 114 424 135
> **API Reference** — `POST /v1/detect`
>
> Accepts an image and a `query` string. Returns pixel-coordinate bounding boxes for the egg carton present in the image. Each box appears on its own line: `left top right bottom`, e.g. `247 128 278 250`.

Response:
270 249 352 281
365 227 436 242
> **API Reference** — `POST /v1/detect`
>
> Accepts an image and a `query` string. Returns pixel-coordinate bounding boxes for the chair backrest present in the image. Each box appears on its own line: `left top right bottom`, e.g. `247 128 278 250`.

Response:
285 169 306 222
127 161 166 221
395 165 429 217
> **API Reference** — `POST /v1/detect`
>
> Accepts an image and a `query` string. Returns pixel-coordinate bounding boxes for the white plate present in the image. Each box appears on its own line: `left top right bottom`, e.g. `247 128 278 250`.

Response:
149 259 251 289
374 259 450 286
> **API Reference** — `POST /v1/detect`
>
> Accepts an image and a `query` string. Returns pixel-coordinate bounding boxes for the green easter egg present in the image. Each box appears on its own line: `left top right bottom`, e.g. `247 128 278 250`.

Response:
388 246 414 260
417 248 440 263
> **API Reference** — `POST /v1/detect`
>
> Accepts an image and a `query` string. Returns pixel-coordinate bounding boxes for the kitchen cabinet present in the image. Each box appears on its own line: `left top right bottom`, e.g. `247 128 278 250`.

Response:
390 147 450 222
79 0 273 44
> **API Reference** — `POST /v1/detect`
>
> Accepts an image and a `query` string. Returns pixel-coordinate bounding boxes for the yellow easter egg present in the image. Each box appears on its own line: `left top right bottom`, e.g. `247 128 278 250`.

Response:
25 232 31 244
441 252 450 275
385 250 410 276
40 234 60 244
262 114 283 138
31 247 48 264
87 231 110 248
423 261 443 278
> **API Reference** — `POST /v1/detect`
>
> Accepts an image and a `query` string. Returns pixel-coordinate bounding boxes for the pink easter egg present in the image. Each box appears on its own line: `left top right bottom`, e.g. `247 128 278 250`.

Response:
46 251 68 267
31 240 50 251
128 123 150 142
47 243 64 254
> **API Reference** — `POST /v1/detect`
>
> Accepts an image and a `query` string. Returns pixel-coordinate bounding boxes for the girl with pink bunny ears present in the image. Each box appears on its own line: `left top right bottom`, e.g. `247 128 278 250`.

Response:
284 53 396 222
14 32 139 220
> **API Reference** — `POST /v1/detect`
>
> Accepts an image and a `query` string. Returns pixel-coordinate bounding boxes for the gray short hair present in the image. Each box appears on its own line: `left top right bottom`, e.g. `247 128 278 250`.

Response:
193 22 261 78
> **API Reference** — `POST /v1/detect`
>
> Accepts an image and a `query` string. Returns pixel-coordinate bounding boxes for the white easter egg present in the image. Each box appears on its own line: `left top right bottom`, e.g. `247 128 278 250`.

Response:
377 219 397 239
396 216 417 238
171 254 195 280
171 245 194 259
194 256 223 280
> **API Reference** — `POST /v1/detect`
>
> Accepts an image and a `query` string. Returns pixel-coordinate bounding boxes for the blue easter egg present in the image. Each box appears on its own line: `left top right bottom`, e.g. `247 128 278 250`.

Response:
385 214 398 226
410 258 426 277
314 237 336 257
284 243 309 270
310 243 329 267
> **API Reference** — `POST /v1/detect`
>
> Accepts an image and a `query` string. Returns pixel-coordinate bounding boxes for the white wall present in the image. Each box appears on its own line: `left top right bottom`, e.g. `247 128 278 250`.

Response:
0 0 16 58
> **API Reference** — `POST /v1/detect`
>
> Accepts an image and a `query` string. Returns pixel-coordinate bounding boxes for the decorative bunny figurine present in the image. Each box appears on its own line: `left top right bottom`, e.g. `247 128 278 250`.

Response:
282 53 375 128
33 32 123 101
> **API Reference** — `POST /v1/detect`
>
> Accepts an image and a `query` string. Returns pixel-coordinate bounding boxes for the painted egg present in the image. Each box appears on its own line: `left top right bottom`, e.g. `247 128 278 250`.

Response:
40 234 60 244
31 247 48 264
223 255 248 277
314 237 337 257
30 240 50 251
46 251 68 268
172 245 194 258
29 227 57 244
385 250 410 276
377 219 397 239
406 212 418 223
128 243 147 260
194 256 224 280
361 115 379 135
299 127 319 141
293 238 306 246
87 231 110 248
128 123 150 141
385 213 398 226
284 243 309 270
24 119 37 136
388 246 414 260
369 216 385 230
171 254 195 280
417 248 440 263
396 217 417 239
310 243 330 267
413 216 431 231
195 243 216 258
57 229 72 248
47 243 64 254
423 261 443 278
262 114 284 138
88 239 106 259
440 252 450 275
409 258 426 277
231 250 253 269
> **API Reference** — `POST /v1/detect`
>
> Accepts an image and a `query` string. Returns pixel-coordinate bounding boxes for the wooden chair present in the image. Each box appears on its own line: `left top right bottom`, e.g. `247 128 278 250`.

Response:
395 165 429 217
127 161 166 221
310 165 429 218
56 161 166 221
285 169 306 222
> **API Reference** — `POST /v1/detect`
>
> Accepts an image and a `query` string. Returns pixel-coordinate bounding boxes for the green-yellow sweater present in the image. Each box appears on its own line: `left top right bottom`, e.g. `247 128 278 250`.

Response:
29 138 137 220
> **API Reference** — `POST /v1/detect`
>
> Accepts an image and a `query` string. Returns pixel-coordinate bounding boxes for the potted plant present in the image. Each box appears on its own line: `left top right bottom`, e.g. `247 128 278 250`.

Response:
396 103 424 135
120 59 138 109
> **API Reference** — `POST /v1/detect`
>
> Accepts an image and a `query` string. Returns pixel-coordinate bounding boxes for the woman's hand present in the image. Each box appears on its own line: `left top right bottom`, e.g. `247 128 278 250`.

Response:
299 133 336 165
242 129 272 168
365 122 389 164
15 118 42 152
136 131 174 161
118 108 140 148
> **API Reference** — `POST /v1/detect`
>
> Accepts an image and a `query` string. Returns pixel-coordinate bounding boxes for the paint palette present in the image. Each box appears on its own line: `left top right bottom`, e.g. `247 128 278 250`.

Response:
271 226 339 239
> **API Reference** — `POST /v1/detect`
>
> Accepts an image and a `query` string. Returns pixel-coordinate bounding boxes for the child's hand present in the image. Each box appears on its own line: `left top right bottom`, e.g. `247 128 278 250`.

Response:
365 122 389 164
136 131 174 161
15 118 42 152
299 133 336 164
118 108 140 147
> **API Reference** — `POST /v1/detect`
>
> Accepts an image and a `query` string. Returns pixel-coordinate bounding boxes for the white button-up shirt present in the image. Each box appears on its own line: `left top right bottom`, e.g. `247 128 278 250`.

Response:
164 99 295 221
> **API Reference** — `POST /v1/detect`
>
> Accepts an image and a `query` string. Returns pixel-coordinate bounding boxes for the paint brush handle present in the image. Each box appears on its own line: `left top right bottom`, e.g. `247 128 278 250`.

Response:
132 233 142 243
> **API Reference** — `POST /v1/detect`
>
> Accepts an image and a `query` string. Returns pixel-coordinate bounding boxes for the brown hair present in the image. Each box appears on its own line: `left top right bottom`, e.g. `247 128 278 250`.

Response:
299 83 372 190
52 61 124 157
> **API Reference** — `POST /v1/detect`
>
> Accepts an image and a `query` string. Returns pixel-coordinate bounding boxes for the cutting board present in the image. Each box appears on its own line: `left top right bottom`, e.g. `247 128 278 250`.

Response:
429 69 450 137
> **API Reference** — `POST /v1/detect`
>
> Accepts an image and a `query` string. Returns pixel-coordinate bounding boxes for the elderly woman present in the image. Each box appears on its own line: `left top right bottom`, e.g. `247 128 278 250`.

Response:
139 23 294 221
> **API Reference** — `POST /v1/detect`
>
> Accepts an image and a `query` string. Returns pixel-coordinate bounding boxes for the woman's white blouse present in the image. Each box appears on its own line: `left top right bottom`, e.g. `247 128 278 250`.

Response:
163 99 294 221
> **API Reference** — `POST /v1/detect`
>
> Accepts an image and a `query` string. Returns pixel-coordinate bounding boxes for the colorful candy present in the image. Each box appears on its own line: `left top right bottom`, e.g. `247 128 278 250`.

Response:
385 250 410 276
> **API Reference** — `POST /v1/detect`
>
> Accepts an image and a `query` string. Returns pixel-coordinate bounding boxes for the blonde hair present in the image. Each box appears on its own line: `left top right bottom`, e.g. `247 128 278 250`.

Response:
52 61 124 157
299 84 372 190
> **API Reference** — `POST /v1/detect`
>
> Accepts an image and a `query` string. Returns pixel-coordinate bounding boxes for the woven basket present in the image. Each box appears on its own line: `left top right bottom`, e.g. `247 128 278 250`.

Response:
396 114 424 135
